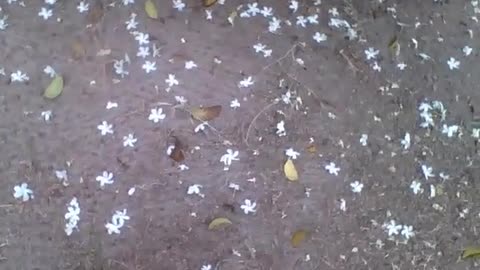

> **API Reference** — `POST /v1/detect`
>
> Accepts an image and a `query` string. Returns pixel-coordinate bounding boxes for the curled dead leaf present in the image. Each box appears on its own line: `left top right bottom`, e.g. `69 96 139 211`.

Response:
191 105 222 121
203 0 218 7
284 159 298 181
462 246 480 259
291 230 308 248
43 75 64 99
145 0 158 19
166 136 185 162
208 217 232 230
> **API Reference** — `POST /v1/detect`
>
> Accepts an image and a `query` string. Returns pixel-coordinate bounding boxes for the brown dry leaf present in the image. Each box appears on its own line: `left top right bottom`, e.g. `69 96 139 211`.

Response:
203 0 218 7
167 136 185 162
284 159 298 181
291 230 308 248
87 1 104 25
145 0 158 19
191 105 222 121
71 40 86 60
462 246 480 259
208 217 232 230
306 144 317 153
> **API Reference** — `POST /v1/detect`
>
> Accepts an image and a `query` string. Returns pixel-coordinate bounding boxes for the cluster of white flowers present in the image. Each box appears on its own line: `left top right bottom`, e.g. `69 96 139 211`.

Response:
105 209 130 235
65 197 81 236
383 220 415 240
418 100 447 129
252 43 272 58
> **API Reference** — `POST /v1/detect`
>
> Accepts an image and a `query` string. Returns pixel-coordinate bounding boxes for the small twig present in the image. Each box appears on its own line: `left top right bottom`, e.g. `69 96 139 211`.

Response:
260 43 301 73
0 204 13 208
339 49 359 73
244 99 279 147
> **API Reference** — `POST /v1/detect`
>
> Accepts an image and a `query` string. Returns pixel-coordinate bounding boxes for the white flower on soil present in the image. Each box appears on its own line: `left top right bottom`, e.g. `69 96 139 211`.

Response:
178 164 189 171
10 70 29 82
137 46 150 58
447 57 460 70
328 7 339 17
185 60 197 70
220 149 239 170
228 183 240 191
285 148 300 160
307 14 319 24
240 199 257 214
410 180 422 194
421 164 434 180
313 32 327 43
13 183 33 202
105 209 130 235
44 65 56 77
142 61 156 73
134 32 149 45
289 0 298 13
38 7 53 20
122 0 134 5
230 99 241 109
201 264 212 270
41 110 52 121
165 74 179 88
296 16 308 27
77 1 89 13
148 108 166 123
125 13 138 30
350 181 363 193
97 121 113 136
194 122 207 133
268 17 281 33
441 124 459 138
0 15 8 30
364 47 379 60
45 0 57 4
463 46 473 56
187 184 204 198
383 220 402 236
123 133 137 147
401 132 411 150
238 76 254 88
325 162 340 176
65 197 80 236
276 120 286 136
106 101 118 109
359 134 368 146
246 2 260 16
172 0 186 11
397 62 407 70
96 171 114 187
55 169 68 186
261 6 273 17
400 225 414 240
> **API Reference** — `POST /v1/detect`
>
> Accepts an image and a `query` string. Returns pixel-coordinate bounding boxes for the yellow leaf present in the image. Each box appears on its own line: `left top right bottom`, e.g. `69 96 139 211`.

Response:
203 0 218 7
145 0 158 19
462 246 480 259
208 217 232 230
191 105 222 121
284 159 298 181
43 75 64 99
291 230 307 248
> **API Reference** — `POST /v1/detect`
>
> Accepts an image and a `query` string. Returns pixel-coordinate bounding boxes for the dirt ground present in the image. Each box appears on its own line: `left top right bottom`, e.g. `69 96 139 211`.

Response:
2 0 480 269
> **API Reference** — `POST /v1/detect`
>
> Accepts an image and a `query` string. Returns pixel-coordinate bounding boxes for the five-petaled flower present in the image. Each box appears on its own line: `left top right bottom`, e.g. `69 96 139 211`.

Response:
447 57 460 70
77 1 89 13
142 61 156 73
285 148 300 160
123 133 137 147
148 108 166 123
401 225 414 240
38 7 53 20
220 149 239 170
96 171 114 187
240 199 257 214
97 121 114 136
13 183 33 202
350 181 364 193
10 70 29 82
187 184 204 198
384 220 402 236
325 162 340 176
238 76 254 88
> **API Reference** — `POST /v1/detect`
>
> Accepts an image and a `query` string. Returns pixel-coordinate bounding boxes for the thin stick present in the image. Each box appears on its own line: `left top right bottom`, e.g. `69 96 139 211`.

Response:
261 43 301 73
244 99 279 147
338 49 359 73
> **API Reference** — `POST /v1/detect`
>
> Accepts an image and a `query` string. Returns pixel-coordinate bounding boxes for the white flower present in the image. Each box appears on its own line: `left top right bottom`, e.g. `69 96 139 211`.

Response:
463 46 473 56
472 128 480 138
240 199 257 214
134 32 149 45
339 198 346 211
325 162 340 176
105 209 130 235
13 183 33 202
165 74 179 87
137 46 150 58
441 124 459 138
329 18 351 28
205 9 213 20
313 32 327 43
359 134 368 146
127 187 136 196
41 110 52 121
246 2 260 16
148 108 166 123
238 76 254 88
289 0 298 13
45 0 57 4
401 132 411 150
97 121 113 136
228 183 240 191
194 122 207 133
364 47 379 60
178 164 189 171
447 57 460 70
268 17 281 33
400 225 414 240
230 99 241 109
77 1 89 13
253 43 266 53
328 7 339 17
220 149 239 170
122 0 134 5
372 62 381 72
96 171 114 187
296 16 308 27
307 14 319 24
262 49 272 57
175 95 187 104
142 61 156 73
106 101 118 109
201 264 212 270
185 60 197 69
0 15 8 30
43 65 56 77
55 169 68 184
172 0 186 11
125 13 138 30
384 220 402 236
123 133 137 147
410 180 422 194
10 70 29 82
187 184 204 198
285 148 300 159
38 7 53 20
113 59 129 77
350 181 363 193
276 120 286 136
65 197 81 235
397 62 407 70
260 6 273 17
421 164 434 180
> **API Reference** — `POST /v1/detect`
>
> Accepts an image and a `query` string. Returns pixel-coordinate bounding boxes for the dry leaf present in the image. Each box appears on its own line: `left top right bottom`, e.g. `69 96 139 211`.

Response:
191 105 222 121
227 10 237 26
87 1 104 25
208 217 232 230
462 246 480 259
306 144 317 153
167 136 185 162
291 230 308 248
284 159 298 181
203 0 218 7
145 0 158 19
71 40 86 60
43 75 64 99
